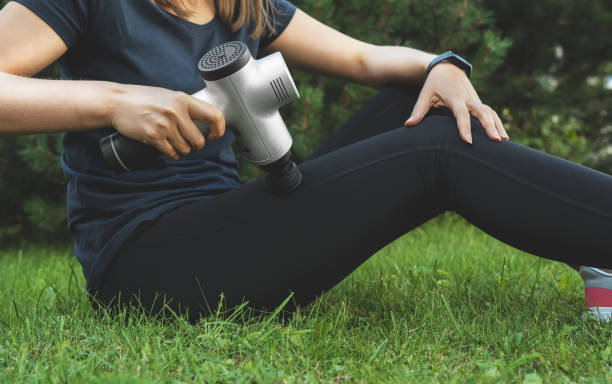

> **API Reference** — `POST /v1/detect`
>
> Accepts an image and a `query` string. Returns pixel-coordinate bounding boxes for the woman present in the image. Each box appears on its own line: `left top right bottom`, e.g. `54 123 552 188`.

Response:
0 0 610 321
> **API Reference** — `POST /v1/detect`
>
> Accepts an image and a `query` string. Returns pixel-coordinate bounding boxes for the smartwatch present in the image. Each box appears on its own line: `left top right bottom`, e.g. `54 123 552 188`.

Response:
426 51 472 78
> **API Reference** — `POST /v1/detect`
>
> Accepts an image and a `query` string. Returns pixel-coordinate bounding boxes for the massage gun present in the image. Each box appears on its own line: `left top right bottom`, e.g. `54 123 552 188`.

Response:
99 41 302 194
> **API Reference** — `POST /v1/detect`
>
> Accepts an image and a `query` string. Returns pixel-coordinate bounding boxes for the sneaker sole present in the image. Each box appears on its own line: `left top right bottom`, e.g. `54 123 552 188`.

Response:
584 307 612 322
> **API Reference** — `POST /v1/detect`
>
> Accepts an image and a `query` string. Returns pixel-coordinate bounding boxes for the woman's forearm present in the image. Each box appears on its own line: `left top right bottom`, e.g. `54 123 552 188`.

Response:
0 71 226 160
0 71 118 135
360 45 437 88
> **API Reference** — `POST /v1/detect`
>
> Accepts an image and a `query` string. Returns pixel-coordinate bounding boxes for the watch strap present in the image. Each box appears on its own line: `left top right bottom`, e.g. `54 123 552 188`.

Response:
426 50 472 78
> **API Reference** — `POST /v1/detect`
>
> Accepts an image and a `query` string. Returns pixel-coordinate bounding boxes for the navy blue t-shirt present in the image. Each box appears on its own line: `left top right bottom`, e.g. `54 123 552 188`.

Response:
14 0 297 291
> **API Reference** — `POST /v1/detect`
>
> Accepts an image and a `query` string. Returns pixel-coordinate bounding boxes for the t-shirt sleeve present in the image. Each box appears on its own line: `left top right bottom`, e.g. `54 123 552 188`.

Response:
12 0 90 48
260 0 297 48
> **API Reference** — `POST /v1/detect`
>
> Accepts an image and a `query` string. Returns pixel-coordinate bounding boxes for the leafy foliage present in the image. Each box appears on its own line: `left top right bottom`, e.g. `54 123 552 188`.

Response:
0 0 610 241
482 0 612 169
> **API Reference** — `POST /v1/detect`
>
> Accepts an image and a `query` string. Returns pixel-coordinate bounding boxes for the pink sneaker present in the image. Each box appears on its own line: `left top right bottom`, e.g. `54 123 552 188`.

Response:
579 266 612 322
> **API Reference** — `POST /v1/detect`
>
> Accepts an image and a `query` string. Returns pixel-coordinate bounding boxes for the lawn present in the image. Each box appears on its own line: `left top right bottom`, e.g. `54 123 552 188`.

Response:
1 213 610 383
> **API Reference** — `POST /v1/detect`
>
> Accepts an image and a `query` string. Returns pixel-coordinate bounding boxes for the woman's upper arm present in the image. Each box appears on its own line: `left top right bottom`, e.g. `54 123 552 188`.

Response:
0 1 67 76
261 8 372 84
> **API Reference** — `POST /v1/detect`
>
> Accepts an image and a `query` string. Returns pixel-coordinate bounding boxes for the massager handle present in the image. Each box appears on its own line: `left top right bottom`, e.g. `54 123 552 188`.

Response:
99 133 165 173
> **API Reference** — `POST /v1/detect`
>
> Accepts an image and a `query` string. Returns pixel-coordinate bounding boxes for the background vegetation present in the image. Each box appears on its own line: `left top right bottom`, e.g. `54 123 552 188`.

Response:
0 0 610 242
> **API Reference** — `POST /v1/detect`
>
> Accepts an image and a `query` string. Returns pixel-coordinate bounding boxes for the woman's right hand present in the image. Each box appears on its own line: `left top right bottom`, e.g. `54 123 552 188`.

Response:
108 84 225 160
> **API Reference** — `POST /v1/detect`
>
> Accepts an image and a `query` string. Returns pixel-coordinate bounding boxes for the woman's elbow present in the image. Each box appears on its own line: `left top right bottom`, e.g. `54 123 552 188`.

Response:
354 45 384 88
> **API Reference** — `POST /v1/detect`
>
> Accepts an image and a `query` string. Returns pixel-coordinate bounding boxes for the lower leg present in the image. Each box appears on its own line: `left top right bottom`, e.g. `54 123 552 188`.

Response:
311 85 612 264
412 116 612 268
316 110 612 268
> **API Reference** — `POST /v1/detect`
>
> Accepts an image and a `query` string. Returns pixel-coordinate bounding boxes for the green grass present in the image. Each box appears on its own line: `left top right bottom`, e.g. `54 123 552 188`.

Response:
0 214 610 383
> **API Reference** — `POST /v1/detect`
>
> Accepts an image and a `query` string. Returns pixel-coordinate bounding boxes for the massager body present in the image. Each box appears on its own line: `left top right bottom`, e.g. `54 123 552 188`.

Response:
100 41 303 194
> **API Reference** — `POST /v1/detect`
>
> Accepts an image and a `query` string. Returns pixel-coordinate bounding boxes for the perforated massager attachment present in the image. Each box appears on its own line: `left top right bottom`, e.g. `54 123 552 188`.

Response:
198 41 251 81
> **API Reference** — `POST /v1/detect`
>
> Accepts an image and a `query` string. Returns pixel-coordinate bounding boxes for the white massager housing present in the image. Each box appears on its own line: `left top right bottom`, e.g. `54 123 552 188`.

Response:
193 41 300 166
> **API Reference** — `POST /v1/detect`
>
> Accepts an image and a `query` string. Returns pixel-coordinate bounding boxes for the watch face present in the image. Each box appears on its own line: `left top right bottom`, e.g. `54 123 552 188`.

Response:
448 56 472 77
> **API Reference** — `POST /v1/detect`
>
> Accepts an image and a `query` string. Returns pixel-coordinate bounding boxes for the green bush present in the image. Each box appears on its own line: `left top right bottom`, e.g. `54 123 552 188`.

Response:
0 0 610 241
482 0 612 169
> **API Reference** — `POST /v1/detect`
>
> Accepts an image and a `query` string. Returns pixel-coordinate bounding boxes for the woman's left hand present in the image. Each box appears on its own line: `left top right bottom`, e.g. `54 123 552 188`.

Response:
404 63 509 144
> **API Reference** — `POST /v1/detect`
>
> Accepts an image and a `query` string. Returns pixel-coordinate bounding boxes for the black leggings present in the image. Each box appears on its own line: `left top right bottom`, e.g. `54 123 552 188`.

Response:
95 86 612 318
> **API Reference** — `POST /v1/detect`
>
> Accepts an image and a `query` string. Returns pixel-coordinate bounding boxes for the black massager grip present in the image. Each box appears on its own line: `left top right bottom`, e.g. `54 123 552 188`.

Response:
99 133 165 173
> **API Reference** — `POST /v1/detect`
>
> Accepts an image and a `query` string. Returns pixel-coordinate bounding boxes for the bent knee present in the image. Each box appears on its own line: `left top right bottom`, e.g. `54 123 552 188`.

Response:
406 115 464 147
408 114 487 148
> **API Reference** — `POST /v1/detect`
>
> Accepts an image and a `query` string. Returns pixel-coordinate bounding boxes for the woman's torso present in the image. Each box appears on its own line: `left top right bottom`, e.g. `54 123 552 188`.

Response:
13 0 296 290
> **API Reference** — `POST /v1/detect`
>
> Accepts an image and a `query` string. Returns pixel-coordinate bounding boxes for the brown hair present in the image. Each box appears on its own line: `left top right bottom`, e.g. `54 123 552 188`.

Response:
154 0 276 39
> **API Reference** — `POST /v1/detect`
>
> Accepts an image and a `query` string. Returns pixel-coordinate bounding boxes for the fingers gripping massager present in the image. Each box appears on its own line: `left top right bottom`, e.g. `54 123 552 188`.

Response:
100 41 303 194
